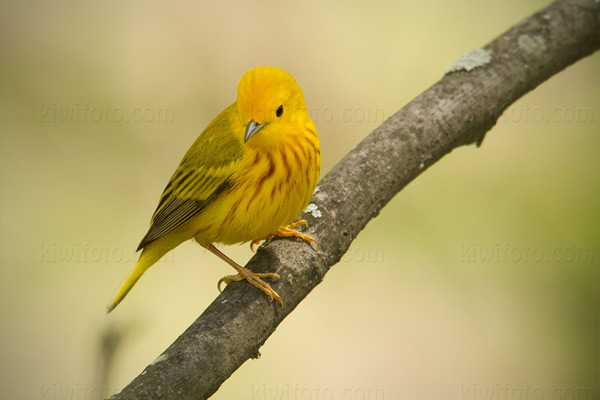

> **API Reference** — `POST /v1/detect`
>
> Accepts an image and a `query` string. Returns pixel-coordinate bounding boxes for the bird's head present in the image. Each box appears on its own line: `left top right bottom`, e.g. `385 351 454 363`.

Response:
236 66 309 144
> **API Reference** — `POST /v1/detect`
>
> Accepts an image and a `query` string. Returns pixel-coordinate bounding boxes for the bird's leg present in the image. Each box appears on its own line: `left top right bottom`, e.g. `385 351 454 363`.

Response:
250 219 318 252
209 244 283 307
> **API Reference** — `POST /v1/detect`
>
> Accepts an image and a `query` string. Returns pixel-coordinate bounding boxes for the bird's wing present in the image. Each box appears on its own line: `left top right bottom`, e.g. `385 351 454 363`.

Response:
137 106 243 250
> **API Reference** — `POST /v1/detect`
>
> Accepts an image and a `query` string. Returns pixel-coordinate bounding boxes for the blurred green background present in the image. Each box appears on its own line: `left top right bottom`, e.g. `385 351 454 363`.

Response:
1 0 598 399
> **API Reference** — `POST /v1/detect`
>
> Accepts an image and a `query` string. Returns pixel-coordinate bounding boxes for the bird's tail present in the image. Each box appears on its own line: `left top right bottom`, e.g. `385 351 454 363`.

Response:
106 243 170 313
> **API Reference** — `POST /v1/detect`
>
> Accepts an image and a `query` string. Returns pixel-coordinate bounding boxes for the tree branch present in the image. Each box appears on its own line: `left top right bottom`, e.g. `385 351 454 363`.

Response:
109 1 600 398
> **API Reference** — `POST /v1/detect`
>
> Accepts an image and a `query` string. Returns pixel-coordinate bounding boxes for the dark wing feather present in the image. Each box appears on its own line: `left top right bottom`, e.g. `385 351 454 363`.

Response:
136 182 231 250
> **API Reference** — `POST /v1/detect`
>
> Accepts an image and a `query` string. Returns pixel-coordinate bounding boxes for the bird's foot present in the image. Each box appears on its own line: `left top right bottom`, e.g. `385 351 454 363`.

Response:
218 269 283 307
209 244 284 307
250 220 318 252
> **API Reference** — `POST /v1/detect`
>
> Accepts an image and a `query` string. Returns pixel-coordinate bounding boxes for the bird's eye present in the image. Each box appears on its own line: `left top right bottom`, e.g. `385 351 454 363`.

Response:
276 105 283 117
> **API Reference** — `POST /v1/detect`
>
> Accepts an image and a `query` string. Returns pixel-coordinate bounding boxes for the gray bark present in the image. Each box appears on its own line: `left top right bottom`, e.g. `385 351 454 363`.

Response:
109 0 600 398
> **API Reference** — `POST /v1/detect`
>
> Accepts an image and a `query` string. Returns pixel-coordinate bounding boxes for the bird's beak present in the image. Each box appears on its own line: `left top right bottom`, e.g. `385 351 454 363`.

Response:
245 120 265 143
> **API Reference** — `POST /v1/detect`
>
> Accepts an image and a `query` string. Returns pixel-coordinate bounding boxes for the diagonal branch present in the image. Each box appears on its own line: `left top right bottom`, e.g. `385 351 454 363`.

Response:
109 0 600 398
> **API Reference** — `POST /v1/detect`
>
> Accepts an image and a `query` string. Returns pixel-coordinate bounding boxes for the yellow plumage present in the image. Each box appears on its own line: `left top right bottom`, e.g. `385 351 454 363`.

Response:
107 67 320 312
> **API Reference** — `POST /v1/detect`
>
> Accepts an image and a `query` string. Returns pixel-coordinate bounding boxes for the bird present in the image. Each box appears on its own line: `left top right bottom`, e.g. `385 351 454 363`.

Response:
106 66 320 313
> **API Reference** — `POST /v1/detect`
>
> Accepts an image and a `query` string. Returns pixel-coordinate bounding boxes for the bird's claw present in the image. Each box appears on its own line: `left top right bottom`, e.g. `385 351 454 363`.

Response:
250 220 318 252
217 270 283 307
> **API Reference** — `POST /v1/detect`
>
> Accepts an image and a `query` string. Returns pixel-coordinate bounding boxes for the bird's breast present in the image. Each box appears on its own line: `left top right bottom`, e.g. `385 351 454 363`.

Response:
201 133 319 245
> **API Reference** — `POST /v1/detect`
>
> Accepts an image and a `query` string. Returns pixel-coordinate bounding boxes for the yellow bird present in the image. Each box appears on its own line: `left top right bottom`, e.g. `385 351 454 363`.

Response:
106 67 320 313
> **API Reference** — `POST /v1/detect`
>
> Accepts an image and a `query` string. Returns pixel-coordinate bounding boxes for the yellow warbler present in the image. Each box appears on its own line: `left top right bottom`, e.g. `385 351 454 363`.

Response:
107 67 320 312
